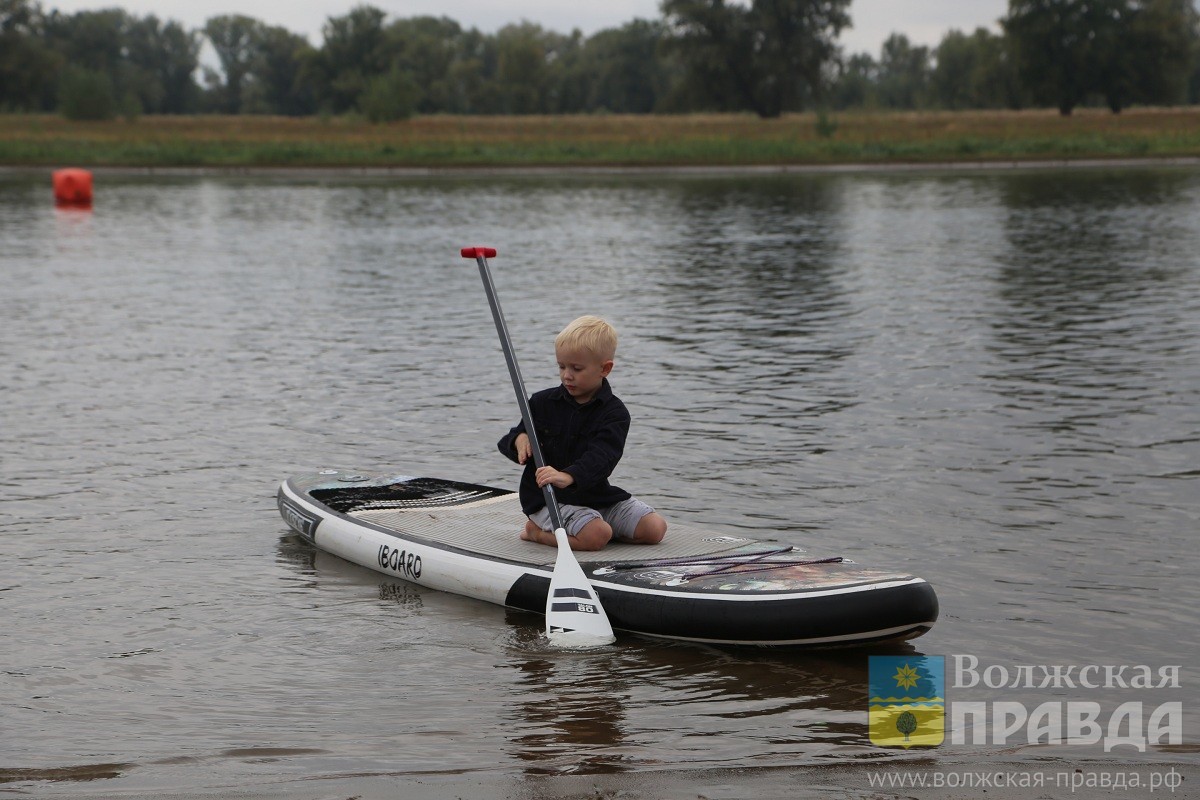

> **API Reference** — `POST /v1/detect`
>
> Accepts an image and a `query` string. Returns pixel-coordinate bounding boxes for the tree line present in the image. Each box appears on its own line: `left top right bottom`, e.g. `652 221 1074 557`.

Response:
2 0 1199 120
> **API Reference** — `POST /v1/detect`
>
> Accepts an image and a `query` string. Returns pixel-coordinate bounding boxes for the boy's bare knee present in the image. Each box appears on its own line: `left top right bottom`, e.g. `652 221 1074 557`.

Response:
573 519 613 551
635 513 667 544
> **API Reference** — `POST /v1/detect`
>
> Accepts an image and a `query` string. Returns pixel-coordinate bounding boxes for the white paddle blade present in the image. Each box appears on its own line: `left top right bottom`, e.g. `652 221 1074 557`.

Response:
545 528 616 647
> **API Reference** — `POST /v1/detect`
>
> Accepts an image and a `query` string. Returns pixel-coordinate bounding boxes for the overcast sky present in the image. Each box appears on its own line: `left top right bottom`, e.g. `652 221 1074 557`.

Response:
43 0 1009 56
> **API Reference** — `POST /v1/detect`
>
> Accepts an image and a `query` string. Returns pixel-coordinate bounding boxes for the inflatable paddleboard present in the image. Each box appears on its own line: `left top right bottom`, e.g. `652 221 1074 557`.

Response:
277 470 938 646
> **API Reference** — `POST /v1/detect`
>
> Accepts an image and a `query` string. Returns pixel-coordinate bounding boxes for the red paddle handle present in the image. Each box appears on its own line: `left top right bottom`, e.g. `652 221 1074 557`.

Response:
461 246 497 258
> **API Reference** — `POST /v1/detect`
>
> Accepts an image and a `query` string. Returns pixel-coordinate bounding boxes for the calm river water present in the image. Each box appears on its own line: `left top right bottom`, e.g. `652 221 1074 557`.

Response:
2 165 1198 798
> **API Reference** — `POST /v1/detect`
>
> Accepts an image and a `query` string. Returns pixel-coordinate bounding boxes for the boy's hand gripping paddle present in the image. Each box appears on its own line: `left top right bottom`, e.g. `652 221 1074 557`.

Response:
461 246 616 647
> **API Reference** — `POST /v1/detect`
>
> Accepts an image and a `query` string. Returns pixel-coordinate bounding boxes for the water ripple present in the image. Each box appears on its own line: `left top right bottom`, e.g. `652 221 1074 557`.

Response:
2 168 1198 791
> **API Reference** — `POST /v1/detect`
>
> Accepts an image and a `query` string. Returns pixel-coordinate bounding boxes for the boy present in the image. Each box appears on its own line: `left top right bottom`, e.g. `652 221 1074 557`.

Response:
497 315 667 552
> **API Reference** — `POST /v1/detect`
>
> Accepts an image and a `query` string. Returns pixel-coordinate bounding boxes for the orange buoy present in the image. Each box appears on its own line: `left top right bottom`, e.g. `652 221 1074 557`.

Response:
53 168 94 207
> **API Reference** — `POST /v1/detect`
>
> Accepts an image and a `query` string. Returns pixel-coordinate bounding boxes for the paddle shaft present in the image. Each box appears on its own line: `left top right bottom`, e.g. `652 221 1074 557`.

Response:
469 249 566 532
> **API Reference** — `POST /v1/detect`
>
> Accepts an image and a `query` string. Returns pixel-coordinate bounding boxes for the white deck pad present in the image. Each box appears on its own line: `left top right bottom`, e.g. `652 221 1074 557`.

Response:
350 494 769 567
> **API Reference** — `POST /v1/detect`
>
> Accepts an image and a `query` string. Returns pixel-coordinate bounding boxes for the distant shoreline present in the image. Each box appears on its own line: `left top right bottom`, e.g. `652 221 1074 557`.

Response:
5 156 1199 180
3 109 1200 171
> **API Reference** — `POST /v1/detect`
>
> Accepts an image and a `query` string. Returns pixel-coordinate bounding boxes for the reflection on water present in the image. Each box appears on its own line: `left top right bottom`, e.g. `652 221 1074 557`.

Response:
499 620 881 776
2 167 1198 793
0 762 133 784
506 648 630 775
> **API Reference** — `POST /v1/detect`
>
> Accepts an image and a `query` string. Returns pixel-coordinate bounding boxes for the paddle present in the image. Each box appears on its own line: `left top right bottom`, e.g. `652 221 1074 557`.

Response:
461 246 616 647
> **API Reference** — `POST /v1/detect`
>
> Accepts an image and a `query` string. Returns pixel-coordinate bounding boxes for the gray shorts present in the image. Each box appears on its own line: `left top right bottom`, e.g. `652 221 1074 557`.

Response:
529 497 655 543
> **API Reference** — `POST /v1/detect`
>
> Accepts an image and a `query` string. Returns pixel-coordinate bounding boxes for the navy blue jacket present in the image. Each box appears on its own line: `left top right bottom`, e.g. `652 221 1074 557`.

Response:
497 378 633 515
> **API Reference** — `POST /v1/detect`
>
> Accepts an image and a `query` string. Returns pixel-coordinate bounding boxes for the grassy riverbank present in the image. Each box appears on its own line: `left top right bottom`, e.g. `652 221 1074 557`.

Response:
3 108 1200 168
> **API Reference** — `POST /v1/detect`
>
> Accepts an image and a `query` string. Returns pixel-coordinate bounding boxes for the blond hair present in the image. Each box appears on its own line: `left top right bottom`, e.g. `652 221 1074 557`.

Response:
555 315 618 361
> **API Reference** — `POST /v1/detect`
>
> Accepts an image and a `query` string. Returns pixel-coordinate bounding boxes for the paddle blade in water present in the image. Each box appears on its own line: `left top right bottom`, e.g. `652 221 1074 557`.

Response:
545 528 615 647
